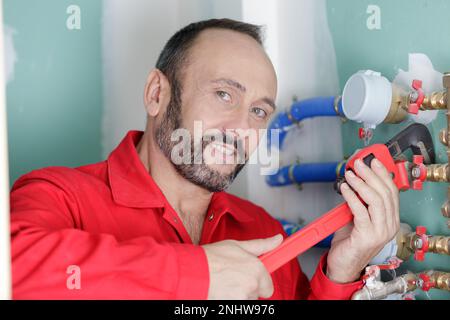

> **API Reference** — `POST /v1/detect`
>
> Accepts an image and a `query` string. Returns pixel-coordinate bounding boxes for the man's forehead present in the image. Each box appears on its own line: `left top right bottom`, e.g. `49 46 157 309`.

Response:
185 29 277 95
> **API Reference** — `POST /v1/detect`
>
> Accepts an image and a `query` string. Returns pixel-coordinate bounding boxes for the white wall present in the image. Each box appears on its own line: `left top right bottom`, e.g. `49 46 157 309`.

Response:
242 0 343 278
101 0 343 279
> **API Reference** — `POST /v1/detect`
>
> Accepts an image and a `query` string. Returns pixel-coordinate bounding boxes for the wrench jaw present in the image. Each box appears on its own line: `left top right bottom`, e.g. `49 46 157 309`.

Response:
385 123 436 164
335 124 436 195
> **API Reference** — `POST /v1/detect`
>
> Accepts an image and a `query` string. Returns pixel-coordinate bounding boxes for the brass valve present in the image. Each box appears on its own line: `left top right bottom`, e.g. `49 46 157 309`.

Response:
417 271 450 292
384 84 447 123
396 224 450 261
351 272 418 300
352 270 450 299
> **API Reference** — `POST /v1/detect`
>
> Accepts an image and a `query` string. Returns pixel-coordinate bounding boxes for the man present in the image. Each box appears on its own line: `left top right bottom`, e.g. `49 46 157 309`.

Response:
10 19 399 299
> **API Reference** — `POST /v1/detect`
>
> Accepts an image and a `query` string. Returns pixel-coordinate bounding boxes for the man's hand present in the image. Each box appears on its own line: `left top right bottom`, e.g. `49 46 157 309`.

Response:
326 158 400 283
202 234 283 300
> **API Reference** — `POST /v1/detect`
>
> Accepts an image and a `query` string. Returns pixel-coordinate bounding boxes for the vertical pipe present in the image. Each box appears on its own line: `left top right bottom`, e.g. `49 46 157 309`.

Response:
445 73 450 228
0 0 12 300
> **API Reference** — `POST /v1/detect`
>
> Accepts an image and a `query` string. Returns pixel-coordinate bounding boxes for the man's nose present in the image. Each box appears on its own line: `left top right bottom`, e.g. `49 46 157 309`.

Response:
226 110 252 133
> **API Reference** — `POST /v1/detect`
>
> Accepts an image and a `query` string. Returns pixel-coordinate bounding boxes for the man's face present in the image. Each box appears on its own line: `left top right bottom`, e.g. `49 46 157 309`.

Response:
156 29 277 192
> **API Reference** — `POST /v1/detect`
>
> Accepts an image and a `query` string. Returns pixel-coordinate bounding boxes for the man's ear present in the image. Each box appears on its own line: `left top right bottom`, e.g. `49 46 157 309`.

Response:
143 69 171 117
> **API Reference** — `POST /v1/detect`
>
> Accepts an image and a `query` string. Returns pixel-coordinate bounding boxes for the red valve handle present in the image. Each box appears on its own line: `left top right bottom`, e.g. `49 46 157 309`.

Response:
408 79 425 115
418 273 435 292
358 128 373 141
414 226 429 261
412 155 427 190
358 128 366 140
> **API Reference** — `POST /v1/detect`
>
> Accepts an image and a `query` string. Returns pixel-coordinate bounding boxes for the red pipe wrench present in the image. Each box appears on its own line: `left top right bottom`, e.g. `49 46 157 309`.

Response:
260 124 435 274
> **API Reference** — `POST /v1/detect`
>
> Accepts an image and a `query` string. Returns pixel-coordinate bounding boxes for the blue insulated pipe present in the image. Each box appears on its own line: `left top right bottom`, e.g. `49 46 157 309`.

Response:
266 161 347 187
267 96 344 150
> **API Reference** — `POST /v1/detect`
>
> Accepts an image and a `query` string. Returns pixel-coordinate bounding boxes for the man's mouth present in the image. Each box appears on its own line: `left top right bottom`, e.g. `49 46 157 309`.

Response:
210 142 236 157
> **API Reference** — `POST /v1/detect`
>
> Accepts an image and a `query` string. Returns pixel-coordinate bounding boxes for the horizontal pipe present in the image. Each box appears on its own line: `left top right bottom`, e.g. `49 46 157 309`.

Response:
266 162 346 187
267 96 343 149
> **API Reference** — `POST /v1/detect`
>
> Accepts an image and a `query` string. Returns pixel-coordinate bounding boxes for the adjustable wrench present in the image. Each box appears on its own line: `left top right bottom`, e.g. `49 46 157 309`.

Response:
260 123 435 273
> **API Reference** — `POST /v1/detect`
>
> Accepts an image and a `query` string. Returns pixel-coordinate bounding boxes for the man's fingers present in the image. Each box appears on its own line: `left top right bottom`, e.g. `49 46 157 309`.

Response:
235 234 283 256
257 268 275 299
370 158 399 197
234 235 279 299
344 169 387 227
370 159 400 229
340 183 371 228
353 160 394 225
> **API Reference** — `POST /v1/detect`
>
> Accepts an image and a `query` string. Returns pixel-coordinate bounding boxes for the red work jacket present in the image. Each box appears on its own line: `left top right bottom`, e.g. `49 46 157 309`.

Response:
10 131 363 299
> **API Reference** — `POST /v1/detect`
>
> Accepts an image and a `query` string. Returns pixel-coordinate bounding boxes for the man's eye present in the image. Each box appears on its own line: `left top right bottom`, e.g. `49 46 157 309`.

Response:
252 107 267 119
216 91 232 103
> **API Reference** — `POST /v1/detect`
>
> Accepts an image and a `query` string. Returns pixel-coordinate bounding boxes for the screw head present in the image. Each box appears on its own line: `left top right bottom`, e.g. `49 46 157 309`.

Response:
417 279 423 287
415 238 423 249
411 167 421 178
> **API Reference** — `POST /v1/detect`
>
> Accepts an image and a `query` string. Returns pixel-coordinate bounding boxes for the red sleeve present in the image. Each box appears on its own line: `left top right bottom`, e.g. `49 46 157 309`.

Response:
307 253 364 300
10 175 209 300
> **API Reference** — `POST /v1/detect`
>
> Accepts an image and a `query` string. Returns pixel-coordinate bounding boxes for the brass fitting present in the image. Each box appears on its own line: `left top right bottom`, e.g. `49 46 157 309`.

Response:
444 72 450 90
425 164 450 183
351 272 418 300
439 129 448 146
420 91 447 110
442 200 450 218
404 273 421 292
384 84 409 124
428 235 450 255
442 187 450 219
444 73 450 227
396 224 415 260
384 76 449 123
396 224 450 260
420 271 450 292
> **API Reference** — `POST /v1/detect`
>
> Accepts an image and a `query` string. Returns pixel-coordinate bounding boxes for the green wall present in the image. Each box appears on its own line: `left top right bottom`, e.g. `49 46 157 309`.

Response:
4 0 103 186
327 0 450 299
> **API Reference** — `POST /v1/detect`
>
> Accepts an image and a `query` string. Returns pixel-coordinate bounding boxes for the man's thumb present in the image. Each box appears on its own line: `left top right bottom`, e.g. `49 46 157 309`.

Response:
236 234 283 256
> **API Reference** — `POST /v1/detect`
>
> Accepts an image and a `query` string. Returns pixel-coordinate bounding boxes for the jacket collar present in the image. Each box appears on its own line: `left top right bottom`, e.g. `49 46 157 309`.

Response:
107 131 254 223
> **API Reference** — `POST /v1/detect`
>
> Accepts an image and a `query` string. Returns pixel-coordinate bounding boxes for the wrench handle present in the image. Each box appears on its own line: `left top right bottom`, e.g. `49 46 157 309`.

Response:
260 202 353 274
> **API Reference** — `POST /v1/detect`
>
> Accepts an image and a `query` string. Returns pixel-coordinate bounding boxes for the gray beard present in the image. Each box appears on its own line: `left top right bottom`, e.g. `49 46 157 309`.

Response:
155 82 246 192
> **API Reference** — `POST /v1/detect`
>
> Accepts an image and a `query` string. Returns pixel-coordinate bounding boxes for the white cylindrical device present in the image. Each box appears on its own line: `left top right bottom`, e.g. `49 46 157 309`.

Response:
342 70 393 129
